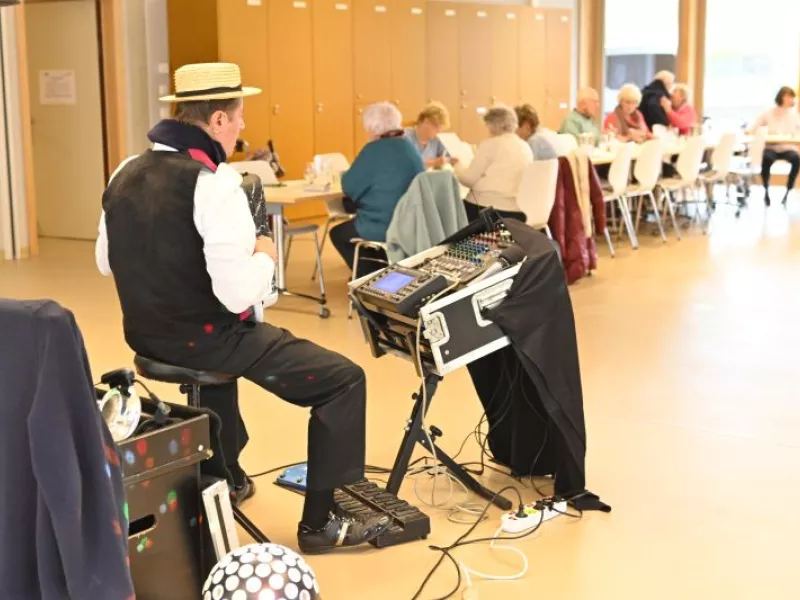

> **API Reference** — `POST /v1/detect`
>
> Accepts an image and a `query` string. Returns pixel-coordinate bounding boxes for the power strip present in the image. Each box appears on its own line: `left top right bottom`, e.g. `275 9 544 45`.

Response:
499 500 567 534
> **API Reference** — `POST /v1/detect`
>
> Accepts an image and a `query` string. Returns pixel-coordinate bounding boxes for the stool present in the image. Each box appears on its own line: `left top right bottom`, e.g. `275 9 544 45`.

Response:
133 355 270 544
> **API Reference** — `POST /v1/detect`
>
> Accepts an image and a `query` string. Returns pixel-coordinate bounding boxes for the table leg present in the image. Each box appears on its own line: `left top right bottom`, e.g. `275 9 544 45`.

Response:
271 209 286 291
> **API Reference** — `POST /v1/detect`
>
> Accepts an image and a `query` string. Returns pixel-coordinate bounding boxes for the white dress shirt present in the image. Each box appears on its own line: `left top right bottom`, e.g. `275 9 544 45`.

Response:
750 107 800 152
95 143 276 319
454 133 534 213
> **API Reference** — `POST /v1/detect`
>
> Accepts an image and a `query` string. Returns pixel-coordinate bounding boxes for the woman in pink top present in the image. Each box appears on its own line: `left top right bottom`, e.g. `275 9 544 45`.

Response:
603 83 652 143
750 86 800 206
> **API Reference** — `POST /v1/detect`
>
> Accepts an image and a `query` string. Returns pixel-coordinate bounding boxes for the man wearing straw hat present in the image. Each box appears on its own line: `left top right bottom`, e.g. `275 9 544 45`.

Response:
96 63 390 554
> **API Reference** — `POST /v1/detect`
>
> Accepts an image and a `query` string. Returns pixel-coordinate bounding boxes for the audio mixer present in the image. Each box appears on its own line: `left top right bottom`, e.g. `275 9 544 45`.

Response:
351 224 515 316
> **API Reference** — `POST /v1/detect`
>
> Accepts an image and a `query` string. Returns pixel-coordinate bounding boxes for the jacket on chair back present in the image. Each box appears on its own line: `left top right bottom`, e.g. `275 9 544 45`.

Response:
0 299 133 600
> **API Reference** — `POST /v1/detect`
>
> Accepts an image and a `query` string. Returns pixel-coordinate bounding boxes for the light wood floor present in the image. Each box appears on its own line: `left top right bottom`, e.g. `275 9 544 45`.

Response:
2 199 800 599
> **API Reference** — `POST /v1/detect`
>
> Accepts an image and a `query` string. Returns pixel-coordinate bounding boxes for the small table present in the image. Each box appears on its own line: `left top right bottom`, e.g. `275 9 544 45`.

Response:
264 180 344 315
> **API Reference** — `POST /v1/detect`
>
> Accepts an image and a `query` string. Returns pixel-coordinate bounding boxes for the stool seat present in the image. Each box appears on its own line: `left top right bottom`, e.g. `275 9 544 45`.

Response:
134 355 236 386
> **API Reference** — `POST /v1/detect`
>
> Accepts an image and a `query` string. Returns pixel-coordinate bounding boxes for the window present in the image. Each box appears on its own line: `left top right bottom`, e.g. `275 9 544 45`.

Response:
704 0 800 129
603 0 680 114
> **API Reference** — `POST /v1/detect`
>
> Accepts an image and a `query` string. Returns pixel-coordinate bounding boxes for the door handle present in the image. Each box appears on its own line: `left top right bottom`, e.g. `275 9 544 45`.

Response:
316 103 324 113
273 105 280 115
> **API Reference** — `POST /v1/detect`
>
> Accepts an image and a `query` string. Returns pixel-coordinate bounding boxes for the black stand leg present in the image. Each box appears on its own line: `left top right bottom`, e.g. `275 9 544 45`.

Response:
187 385 272 544
232 505 270 543
386 373 512 511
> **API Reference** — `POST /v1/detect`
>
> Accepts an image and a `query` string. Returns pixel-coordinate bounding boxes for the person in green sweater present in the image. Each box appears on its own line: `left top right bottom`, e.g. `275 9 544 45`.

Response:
559 87 602 141
330 102 424 277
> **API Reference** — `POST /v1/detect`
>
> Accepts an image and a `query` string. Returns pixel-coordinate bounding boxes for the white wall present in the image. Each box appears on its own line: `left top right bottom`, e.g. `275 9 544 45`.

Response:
0 6 29 259
122 0 170 157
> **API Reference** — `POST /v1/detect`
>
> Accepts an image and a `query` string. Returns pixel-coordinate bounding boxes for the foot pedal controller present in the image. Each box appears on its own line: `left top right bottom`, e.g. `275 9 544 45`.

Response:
335 479 430 548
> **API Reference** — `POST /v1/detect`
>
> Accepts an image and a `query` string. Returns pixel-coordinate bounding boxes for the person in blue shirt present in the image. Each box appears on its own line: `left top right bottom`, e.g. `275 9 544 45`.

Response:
330 102 424 277
514 104 558 160
404 102 451 168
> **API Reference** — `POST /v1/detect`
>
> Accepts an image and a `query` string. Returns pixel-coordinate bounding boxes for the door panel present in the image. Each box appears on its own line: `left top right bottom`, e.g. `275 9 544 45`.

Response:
268 0 314 179
519 7 547 112
490 6 519 107
26 0 105 240
458 5 492 143
391 0 427 120
217 0 270 147
426 2 460 133
313 0 355 159
544 8 572 129
353 0 392 103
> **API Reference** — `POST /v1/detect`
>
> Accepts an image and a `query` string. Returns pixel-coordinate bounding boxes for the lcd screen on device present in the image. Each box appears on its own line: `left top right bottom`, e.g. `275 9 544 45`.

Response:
373 272 414 294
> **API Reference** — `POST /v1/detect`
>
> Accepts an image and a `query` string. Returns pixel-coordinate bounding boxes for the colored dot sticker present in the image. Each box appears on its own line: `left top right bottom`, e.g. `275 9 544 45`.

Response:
181 428 191 446
125 451 136 465
145 457 155 469
168 440 179 455
159 504 167 515
123 503 129 521
136 439 148 456
189 517 198 527
106 463 112 478
204 323 214 334
306 375 316 381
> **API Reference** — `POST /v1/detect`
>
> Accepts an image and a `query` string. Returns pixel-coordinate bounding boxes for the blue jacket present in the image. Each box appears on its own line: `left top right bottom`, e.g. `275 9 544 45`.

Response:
342 136 424 241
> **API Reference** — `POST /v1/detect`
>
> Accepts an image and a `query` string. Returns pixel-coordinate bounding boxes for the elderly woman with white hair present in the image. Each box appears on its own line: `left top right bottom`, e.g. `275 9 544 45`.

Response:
454 105 533 221
330 102 424 276
603 83 652 143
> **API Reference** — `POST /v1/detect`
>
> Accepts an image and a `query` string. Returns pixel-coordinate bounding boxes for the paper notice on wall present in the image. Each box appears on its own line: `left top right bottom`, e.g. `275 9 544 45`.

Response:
247 0 262 5
39 70 77 105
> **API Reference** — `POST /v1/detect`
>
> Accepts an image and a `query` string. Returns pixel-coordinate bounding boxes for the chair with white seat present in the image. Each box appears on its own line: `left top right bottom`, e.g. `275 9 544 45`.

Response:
554 133 578 157
698 131 737 204
657 135 707 234
652 124 668 139
624 139 671 243
311 153 354 281
515 159 559 238
730 127 768 200
600 142 637 255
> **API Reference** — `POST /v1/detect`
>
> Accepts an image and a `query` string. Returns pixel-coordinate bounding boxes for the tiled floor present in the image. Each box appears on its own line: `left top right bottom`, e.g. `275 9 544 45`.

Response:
2 196 799 599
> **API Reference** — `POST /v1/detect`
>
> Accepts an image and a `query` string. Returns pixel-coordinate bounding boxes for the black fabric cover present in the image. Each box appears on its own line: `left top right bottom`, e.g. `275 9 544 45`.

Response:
0 299 134 599
464 217 607 509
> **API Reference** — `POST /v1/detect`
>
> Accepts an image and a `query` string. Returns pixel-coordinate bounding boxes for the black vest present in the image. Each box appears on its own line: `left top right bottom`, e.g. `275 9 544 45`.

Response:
103 151 240 352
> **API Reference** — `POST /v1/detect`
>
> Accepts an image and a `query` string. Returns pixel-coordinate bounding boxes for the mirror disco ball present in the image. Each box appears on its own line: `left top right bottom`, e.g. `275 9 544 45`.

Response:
203 543 321 600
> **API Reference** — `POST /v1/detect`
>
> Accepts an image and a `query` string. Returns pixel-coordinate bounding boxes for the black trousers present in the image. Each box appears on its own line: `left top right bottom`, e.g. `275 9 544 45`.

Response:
762 149 800 192
464 201 527 223
139 321 366 492
329 219 387 278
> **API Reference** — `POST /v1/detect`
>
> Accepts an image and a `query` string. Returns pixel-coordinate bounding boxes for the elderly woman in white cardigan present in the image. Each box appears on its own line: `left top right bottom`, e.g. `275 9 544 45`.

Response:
454 105 533 222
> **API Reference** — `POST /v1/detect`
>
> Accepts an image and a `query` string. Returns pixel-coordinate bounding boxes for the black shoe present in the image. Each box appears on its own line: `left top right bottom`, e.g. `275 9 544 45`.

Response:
231 475 256 506
765 194 771 207
297 513 391 555
782 191 790 205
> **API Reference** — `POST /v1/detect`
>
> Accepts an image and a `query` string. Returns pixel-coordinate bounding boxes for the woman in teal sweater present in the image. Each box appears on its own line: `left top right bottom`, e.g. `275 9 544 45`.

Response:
330 102 424 276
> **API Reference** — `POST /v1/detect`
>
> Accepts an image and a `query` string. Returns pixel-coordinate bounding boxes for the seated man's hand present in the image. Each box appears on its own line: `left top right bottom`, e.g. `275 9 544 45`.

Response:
254 236 277 263
426 156 447 169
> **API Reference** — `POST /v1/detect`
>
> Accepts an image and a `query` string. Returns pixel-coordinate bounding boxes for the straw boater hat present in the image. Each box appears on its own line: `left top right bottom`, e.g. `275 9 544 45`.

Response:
159 63 261 103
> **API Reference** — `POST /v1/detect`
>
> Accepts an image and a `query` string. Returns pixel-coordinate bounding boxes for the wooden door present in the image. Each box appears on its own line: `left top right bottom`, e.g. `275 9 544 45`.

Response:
390 0 427 121
353 0 392 104
544 8 573 129
426 2 460 133
25 0 106 240
490 6 519 107
268 0 314 179
458 5 492 143
313 0 355 160
168 0 218 78
518 7 546 112
217 0 270 148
